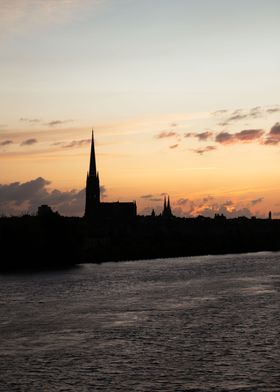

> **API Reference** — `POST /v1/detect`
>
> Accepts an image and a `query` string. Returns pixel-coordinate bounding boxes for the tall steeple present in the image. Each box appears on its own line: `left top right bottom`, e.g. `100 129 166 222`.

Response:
89 130 97 176
85 130 100 218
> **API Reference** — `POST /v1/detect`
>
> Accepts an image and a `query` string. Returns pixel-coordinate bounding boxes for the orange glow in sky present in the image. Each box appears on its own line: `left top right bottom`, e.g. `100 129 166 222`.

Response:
1 1 280 217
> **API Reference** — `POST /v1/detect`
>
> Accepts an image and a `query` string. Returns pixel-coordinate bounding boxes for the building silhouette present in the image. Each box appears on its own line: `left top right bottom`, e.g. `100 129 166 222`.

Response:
85 131 137 220
162 195 173 218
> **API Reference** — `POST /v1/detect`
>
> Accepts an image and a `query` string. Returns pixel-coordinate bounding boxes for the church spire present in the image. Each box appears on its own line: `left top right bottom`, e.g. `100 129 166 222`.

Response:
89 130 97 177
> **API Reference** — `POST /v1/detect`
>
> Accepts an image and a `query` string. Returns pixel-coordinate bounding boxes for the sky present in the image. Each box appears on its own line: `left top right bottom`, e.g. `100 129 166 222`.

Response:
0 0 280 217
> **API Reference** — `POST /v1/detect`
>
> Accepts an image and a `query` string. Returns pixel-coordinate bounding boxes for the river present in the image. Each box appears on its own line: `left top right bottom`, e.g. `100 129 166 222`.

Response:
0 252 279 391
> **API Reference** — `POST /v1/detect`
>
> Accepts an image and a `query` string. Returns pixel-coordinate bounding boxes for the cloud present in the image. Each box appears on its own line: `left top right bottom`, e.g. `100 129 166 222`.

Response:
0 140 13 146
63 139 91 148
195 131 213 141
215 132 234 144
20 138 38 146
176 198 189 205
215 129 264 144
267 107 280 114
192 145 216 155
170 123 178 127
250 197 264 206
169 144 179 149
264 122 280 145
211 109 228 116
217 106 264 126
45 120 73 127
236 129 264 142
140 194 163 203
185 131 213 141
156 131 178 139
0 177 106 216
20 117 41 124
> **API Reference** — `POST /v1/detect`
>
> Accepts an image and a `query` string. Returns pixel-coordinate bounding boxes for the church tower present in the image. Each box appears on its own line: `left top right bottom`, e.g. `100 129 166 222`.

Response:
162 195 173 218
85 131 100 218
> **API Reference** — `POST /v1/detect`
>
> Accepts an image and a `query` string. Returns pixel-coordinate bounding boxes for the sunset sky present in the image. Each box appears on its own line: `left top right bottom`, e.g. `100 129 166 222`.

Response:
1 0 280 217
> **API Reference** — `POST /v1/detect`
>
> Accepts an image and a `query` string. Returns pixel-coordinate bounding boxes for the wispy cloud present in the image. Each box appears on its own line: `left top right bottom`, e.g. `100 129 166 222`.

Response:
63 139 91 148
250 197 264 206
45 120 74 127
215 105 279 126
169 144 179 149
192 146 216 155
211 109 228 116
20 117 41 124
176 198 189 205
140 194 163 203
0 140 13 146
156 131 179 139
20 138 38 146
185 131 213 141
267 107 280 114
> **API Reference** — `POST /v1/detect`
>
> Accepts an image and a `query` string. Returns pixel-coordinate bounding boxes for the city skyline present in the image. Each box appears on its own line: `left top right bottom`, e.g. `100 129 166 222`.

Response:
1 0 280 217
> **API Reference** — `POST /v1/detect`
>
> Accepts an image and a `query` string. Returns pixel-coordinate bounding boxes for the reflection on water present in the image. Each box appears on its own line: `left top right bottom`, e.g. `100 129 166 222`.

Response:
0 252 279 391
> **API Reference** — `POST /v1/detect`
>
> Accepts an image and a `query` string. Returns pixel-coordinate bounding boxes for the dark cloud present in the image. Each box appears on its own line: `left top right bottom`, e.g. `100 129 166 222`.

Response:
0 177 106 216
141 194 154 199
236 129 264 142
264 122 280 145
215 132 234 144
150 198 162 202
156 131 178 139
0 140 13 146
20 138 38 146
192 145 216 155
63 139 91 148
215 129 264 144
169 144 179 149
251 197 264 206
0 177 50 207
20 118 41 124
184 132 193 138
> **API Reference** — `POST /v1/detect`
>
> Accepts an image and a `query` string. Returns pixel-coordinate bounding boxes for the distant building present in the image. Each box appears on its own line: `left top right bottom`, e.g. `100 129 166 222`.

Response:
268 211 272 220
84 131 137 220
37 205 58 217
162 195 173 218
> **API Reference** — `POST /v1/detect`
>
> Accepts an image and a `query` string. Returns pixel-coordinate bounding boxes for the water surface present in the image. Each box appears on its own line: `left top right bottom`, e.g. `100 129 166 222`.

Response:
0 252 279 391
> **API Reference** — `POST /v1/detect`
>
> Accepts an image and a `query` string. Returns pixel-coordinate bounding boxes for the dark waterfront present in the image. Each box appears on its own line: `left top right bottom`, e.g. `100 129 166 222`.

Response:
0 252 279 391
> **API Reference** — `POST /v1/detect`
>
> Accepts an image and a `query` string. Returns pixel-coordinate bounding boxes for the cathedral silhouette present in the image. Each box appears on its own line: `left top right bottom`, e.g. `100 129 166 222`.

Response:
85 131 137 220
